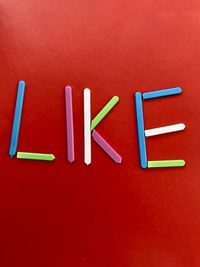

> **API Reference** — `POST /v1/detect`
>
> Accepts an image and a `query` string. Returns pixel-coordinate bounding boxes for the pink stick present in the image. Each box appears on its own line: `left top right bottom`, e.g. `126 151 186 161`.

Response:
92 130 122 163
65 86 75 162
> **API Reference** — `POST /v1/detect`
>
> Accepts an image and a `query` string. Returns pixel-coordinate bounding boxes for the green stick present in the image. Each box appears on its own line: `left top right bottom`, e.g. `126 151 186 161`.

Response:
91 96 119 130
148 160 185 168
17 152 55 161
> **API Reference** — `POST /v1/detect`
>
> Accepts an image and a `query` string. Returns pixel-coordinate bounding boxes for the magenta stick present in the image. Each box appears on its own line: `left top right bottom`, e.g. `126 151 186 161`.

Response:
65 86 75 162
92 130 122 163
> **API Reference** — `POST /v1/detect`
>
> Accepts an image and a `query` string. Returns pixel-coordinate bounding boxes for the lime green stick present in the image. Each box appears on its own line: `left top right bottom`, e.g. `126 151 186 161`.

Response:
91 96 119 130
17 152 55 161
148 160 185 168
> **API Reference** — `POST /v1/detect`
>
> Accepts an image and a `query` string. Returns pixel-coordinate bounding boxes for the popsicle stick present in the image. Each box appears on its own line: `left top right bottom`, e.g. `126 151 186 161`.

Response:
65 86 75 163
143 87 182 100
92 130 122 163
145 123 185 137
9 80 26 157
91 96 119 130
84 88 91 165
17 152 55 161
135 92 147 168
148 160 185 168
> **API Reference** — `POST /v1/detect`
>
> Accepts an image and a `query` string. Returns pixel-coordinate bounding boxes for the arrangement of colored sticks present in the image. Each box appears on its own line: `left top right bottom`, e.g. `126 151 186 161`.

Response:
66 86 122 164
9 81 185 168
77 87 121 164
9 81 55 162
135 87 186 168
9 81 122 164
84 88 122 165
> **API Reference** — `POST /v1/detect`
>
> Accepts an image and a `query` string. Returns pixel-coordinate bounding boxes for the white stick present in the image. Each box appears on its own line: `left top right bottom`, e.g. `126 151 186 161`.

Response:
145 123 185 137
84 88 91 165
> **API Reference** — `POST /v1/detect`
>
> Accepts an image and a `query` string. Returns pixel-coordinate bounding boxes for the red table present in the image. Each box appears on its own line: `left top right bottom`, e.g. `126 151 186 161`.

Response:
0 1 200 266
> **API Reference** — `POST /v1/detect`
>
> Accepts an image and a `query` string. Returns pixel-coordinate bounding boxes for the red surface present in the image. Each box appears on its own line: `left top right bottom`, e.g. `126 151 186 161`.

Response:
0 1 200 266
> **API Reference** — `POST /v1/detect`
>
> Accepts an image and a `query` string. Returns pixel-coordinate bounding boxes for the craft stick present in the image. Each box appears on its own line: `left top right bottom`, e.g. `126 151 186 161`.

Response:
135 92 147 168
17 152 55 161
92 130 122 163
65 86 75 163
145 123 185 137
148 160 185 168
84 88 91 165
91 96 119 130
9 80 26 157
143 87 182 100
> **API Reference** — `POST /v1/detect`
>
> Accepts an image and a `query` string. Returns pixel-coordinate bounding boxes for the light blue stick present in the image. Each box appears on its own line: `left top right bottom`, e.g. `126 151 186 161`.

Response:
135 92 147 168
143 87 182 100
9 80 25 157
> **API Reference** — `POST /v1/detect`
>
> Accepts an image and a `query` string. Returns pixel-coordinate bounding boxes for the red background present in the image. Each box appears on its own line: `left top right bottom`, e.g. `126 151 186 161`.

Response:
0 1 200 266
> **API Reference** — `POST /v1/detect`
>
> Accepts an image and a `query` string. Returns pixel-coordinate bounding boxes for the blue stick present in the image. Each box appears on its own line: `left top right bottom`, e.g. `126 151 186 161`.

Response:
9 81 25 157
135 92 147 168
143 87 182 100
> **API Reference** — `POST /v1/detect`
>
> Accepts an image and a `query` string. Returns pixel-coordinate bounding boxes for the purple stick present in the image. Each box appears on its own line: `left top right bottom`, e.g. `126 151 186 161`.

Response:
92 130 122 163
65 86 75 162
